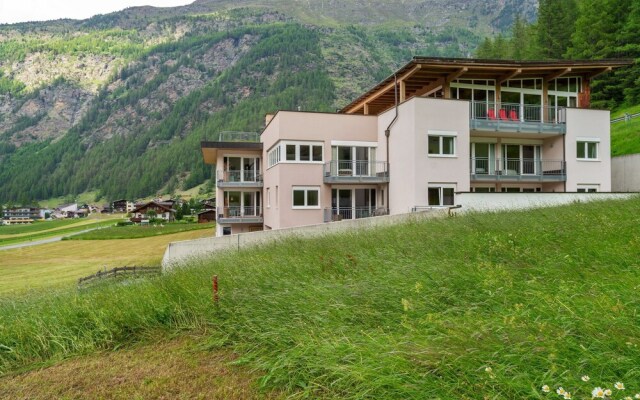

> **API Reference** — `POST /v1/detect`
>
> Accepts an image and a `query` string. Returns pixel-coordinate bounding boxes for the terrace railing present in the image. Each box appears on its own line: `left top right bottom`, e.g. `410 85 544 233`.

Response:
215 131 260 142
470 101 567 134
217 170 263 187
470 157 566 181
217 206 263 222
323 161 389 183
323 207 389 222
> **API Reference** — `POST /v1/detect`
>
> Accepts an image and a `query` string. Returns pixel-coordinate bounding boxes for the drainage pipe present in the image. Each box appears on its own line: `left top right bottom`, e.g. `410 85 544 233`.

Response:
384 74 399 212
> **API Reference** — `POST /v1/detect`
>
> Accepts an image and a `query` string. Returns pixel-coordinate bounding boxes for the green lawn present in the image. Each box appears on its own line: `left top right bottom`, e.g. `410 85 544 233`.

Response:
67 222 215 240
611 104 640 156
0 219 79 235
0 219 118 246
1 197 640 399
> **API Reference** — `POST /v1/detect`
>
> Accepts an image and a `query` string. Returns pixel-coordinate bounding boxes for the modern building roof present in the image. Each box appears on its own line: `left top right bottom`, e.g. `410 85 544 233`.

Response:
341 57 634 115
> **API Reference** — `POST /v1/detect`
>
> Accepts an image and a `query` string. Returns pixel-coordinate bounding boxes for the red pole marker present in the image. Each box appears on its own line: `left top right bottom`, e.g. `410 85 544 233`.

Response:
212 275 219 304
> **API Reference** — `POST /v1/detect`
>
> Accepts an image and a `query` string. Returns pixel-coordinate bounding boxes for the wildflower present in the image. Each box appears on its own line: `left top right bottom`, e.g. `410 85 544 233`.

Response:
616 382 626 390
563 392 572 399
581 375 590 382
557 387 566 395
605 389 612 396
401 298 410 312
541 385 550 393
634 394 640 399
592 387 605 398
625 397 633 400
485 366 492 373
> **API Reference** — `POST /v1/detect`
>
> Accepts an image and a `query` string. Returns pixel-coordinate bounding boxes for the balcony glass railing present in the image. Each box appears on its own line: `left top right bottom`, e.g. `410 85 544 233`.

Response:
324 161 389 180
470 158 566 179
323 207 389 222
217 206 263 219
217 170 263 184
469 101 567 134
215 131 260 142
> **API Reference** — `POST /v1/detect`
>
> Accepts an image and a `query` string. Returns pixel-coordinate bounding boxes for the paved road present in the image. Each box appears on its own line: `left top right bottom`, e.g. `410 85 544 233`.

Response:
0 227 104 251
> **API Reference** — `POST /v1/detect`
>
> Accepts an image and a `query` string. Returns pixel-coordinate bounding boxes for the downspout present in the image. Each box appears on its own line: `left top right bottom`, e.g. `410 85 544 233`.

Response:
384 73 399 212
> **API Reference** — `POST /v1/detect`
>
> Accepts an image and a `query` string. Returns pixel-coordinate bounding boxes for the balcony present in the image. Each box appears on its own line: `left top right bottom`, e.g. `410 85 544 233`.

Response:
323 161 389 184
323 207 389 222
217 206 263 224
217 170 263 188
469 101 566 134
470 158 566 181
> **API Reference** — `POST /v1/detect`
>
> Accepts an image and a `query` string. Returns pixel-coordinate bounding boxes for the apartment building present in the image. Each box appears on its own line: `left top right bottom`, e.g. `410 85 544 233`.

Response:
202 57 630 236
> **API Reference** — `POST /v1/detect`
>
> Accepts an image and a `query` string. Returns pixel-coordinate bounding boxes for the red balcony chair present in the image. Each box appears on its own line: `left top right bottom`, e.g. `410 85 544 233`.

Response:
488 108 497 120
509 109 519 121
499 109 508 120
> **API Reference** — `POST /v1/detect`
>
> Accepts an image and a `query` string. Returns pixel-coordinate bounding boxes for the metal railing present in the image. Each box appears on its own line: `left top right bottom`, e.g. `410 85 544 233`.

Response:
611 112 640 124
324 161 389 179
217 206 263 219
470 157 566 177
215 131 260 142
217 170 263 183
470 101 566 124
323 207 389 222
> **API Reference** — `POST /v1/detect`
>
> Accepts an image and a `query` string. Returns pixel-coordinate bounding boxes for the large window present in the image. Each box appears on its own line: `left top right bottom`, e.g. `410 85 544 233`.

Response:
428 131 456 156
292 187 320 209
268 146 281 168
577 140 598 160
427 185 455 206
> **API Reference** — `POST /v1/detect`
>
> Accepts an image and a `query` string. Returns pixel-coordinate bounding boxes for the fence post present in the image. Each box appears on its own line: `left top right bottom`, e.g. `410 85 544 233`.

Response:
212 275 219 305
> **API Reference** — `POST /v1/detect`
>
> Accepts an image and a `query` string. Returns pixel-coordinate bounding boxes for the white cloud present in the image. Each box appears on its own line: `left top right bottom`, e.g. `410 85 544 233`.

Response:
0 0 195 25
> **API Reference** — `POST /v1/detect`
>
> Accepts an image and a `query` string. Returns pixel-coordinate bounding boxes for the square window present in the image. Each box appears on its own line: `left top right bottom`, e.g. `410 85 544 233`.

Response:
427 188 440 205
442 188 454 205
300 145 310 161
577 141 598 160
286 144 296 161
307 190 319 206
428 136 440 154
293 190 305 206
442 137 454 155
312 145 323 161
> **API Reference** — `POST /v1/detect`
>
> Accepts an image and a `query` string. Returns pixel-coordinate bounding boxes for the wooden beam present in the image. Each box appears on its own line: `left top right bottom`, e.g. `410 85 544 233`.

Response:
344 64 421 114
363 103 369 115
497 68 522 84
445 67 468 83
544 67 572 82
586 66 612 80
414 78 445 98
399 80 406 102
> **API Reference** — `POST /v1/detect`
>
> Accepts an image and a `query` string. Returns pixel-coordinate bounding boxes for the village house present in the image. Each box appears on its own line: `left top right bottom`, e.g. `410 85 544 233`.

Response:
201 57 631 236
130 201 176 223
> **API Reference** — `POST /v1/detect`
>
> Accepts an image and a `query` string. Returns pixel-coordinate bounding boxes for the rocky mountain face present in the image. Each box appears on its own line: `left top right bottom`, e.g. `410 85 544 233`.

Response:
0 0 537 203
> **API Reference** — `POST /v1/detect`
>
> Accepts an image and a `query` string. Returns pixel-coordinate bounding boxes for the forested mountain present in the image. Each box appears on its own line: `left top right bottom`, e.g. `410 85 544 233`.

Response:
4 0 631 204
476 0 640 109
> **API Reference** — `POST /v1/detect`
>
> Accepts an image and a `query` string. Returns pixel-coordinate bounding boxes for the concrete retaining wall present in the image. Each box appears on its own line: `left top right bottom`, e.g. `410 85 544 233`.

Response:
162 209 449 271
612 154 640 192
455 192 637 213
162 192 638 271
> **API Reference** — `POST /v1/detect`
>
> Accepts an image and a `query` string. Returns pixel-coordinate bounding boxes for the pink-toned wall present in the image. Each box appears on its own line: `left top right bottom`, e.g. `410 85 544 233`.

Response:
564 108 611 191
378 97 471 213
261 111 379 229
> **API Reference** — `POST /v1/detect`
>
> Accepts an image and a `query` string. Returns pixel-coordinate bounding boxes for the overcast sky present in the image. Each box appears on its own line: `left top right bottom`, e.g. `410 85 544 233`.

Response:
0 0 195 25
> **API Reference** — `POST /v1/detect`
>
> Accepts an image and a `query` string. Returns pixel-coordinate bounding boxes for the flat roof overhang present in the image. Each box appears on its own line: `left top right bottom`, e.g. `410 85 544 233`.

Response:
341 57 634 116
201 141 263 164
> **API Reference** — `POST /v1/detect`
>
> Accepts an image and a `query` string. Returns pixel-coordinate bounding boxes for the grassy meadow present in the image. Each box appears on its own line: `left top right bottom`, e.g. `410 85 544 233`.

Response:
1 197 640 399
67 222 215 240
611 104 640 156
0 229 214 294
0 216 120 246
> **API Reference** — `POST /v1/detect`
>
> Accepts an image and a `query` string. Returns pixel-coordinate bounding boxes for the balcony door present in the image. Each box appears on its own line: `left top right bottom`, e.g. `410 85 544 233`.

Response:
223 156 260 182
224 191 260 217
331 188 376 219
332 146 375 177
502 144 540 175
471 143 495 174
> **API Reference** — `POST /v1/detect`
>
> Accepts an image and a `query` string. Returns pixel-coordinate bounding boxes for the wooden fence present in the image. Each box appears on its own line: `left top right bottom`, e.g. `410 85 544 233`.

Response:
78 266 160 286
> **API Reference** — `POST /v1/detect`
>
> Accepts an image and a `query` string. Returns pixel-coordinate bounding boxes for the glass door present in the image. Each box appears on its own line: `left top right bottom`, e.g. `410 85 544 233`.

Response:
354 189 376 218
522 145 536 175
503 145 520 175
355 147 369 176
472 143 494 174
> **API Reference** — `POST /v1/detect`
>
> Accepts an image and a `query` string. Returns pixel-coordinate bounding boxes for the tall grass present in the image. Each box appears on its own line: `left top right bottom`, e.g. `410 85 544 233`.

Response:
2 197 640 398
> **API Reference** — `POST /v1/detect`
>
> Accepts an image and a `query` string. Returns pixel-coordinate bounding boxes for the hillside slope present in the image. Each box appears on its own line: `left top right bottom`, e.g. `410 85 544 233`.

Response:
0 1 535 203
1 197 639 398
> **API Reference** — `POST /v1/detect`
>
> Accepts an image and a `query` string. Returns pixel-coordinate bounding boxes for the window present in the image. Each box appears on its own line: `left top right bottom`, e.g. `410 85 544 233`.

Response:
472 187 496 193
427 132 456 156
577 141 598 160
268 146 281 168
427 185 455 206
292 187 320 208
312 145 323 161
286 144 296 161
267 188 271 208
222 227 231 236
577 184 599 193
